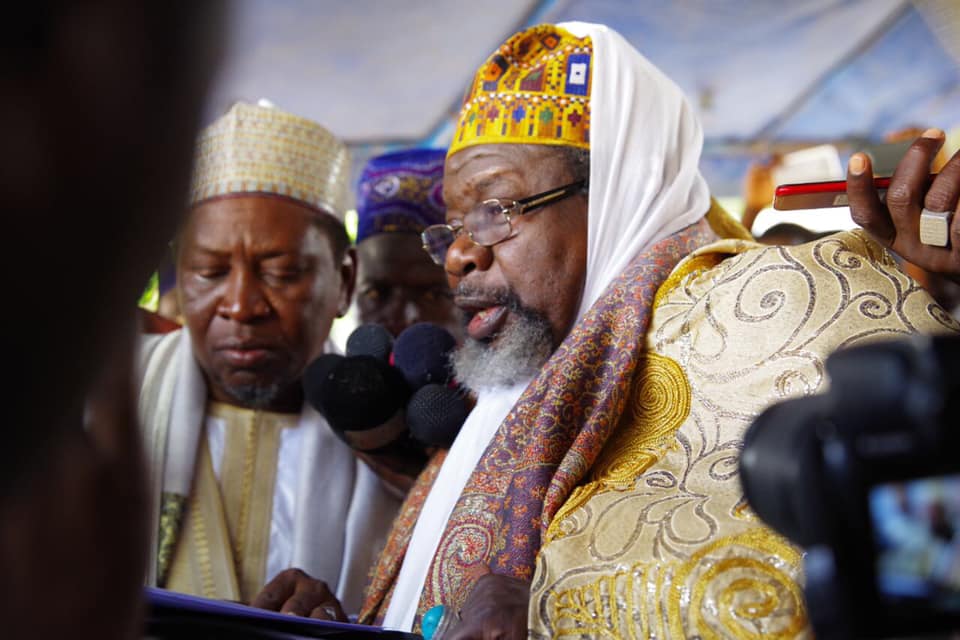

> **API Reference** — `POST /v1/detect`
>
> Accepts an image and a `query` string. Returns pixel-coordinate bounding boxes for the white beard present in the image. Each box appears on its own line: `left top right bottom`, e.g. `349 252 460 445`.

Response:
451 311 554 392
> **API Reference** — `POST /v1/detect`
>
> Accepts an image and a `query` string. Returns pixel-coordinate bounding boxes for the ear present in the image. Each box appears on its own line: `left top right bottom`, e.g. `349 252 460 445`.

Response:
337 246 358 318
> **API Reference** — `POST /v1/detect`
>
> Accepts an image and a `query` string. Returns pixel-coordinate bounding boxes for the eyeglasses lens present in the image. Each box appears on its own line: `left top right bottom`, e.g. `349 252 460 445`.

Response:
465 201 512 246
422 227 454 265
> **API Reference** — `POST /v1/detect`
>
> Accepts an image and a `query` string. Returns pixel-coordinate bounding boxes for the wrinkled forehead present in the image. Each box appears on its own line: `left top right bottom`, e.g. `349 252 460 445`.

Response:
444 143 571 198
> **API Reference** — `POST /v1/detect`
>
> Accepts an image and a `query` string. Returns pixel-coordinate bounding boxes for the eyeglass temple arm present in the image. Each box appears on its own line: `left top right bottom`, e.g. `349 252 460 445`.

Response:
516 179 588 212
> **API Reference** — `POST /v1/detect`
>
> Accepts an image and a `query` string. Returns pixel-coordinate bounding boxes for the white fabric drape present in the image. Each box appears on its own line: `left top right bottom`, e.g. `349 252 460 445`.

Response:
569 21 710 320
141 329 399 614
382 21 711 631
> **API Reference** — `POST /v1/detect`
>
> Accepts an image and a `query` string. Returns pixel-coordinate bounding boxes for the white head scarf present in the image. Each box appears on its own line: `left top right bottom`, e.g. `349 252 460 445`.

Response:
382 22 711 630
567 21 710 320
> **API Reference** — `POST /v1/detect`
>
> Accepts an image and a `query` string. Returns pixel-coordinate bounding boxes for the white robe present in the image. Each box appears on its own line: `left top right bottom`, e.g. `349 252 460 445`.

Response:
138 329 400 613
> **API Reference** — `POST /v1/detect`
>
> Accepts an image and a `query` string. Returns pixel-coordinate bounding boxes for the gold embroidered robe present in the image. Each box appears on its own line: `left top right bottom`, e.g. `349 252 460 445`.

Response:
531 231 960 638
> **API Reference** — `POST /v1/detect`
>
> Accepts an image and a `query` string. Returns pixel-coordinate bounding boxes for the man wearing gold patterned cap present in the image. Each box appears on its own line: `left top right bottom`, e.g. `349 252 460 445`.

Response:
349 23 960 638
137 102 400 618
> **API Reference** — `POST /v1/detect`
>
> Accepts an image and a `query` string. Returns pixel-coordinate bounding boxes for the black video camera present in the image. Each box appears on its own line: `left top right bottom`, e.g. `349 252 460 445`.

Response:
740 335 960 639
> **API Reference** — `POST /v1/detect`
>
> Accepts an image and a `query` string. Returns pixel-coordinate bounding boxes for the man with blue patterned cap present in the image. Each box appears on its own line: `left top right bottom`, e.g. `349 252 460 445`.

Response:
355 148 461 338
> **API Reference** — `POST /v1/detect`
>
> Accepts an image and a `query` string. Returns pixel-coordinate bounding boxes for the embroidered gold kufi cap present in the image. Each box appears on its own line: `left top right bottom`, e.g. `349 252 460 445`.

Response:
190 102 350 221
449 24 591 158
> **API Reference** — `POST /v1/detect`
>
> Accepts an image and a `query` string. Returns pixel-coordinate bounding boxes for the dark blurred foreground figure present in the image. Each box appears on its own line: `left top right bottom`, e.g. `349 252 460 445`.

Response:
156 255 183 323
138 102 399 618
350 23 960 639
0 2 222 639
355 149 461 338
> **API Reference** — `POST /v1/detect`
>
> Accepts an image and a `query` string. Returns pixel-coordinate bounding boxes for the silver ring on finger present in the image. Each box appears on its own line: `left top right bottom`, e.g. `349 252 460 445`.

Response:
919 208 953 247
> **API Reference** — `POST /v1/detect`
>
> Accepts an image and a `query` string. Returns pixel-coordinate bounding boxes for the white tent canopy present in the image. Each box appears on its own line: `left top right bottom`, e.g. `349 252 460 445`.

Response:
204 0 960 197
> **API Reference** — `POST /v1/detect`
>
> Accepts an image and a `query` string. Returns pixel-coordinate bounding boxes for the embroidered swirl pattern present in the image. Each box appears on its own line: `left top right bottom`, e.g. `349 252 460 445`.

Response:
546 351 691 544
542 531 806 640
530 231 959 638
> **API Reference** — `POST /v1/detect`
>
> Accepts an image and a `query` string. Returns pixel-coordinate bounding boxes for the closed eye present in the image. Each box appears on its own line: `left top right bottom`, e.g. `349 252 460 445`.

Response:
261 268 306 285
191 266 228 281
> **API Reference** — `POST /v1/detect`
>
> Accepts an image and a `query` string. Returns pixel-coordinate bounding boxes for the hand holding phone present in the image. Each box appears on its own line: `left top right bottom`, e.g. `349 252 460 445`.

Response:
845 129 960 284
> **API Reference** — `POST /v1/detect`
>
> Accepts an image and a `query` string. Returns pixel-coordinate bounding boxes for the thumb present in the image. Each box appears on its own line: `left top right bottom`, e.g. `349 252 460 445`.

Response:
465 564 491 583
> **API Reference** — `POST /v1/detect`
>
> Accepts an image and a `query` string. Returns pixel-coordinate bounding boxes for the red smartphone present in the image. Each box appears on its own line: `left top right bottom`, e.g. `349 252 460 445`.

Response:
774 175 937 211
774 178 891 210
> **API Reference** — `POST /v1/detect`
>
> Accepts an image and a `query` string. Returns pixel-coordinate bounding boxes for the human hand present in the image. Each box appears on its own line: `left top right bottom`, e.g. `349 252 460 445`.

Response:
848 128 960 283
445 571 530 640
355 449 422 497
250 568 347 621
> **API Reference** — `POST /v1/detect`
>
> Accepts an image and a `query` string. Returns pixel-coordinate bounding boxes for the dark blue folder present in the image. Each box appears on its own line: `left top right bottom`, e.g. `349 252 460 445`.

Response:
145 587 420 639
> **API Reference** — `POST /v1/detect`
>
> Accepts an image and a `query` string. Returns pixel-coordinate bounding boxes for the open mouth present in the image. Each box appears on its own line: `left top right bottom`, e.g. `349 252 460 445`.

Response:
466 305 509 341
456 296 510 341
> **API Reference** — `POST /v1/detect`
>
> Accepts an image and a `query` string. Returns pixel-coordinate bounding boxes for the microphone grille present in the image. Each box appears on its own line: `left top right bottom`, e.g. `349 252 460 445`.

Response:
393 322 456 389
406 383 468 448
302 353 344 411
346 324 394 361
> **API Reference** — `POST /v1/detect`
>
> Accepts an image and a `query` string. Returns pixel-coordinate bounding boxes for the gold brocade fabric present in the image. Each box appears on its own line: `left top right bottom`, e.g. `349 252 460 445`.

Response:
166 402 294 602
156 492 188 586
530 230 960 639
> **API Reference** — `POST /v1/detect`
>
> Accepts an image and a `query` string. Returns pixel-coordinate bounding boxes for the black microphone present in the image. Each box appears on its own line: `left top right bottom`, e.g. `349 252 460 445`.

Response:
345 323 394 362
304 322 469 456
393 322 457 389
303 354 411 452
394 323 468 448
302 352 344 390
406 383 470 448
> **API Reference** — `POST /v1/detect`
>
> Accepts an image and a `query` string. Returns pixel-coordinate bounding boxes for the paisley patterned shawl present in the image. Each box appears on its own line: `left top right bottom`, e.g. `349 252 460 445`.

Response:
414 216 718 620
359 450 448 625
361 20 733 628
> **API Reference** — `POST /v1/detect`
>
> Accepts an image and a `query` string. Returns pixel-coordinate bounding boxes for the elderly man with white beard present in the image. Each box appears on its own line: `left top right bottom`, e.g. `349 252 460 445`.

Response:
350 22 957 638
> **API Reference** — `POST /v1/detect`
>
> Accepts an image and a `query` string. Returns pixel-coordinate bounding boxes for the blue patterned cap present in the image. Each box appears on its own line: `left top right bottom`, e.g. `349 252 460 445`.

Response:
356 148 446 243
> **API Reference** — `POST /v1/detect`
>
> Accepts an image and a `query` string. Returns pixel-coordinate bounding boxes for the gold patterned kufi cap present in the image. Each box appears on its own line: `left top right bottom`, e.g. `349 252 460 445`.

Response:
449 24 591 158
190 102 350 221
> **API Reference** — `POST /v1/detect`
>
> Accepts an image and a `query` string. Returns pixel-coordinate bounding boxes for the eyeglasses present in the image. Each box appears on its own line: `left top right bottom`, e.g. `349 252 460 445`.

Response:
421 178 587 266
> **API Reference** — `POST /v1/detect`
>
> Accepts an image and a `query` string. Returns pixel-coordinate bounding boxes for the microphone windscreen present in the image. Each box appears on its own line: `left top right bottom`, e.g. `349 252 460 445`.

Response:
346 323 394 361
406 383 468 448
393 322 457 389
302 353 344 411
312 355 410 430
